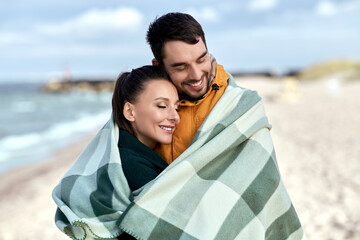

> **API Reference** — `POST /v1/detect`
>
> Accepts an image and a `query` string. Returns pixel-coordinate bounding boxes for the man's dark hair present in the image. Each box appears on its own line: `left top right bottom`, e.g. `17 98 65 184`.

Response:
146 12 207 64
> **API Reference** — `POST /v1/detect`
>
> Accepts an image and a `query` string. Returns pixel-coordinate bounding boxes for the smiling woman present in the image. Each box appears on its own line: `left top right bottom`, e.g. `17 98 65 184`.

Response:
125 81 180 149
112 65 180 191
52 65 180 239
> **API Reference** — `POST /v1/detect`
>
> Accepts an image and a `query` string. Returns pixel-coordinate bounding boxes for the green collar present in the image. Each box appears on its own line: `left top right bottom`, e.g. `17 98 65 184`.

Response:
118 130 165 163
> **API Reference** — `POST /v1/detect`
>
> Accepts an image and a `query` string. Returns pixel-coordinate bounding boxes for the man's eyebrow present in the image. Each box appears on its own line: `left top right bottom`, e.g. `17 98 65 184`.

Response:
197 50 208 60
170 50 208 68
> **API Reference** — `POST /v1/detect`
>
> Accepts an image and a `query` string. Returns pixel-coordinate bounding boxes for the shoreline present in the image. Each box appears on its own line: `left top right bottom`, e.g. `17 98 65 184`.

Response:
0 131 97 175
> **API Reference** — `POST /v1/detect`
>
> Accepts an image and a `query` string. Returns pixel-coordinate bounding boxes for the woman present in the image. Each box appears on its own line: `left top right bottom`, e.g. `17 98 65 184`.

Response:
112 65 180 191
52 65 180 240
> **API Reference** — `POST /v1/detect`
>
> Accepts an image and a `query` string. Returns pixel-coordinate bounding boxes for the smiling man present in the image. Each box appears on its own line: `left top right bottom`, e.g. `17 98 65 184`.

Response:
148 12 230 162
161 38 211 100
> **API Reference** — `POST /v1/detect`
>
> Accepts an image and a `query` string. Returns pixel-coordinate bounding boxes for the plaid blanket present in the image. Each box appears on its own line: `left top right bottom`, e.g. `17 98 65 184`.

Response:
52 75 305 240
117 76 305 240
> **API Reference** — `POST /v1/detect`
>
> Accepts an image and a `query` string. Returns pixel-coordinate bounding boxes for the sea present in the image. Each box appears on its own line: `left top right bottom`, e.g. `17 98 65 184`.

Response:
0 82 113 174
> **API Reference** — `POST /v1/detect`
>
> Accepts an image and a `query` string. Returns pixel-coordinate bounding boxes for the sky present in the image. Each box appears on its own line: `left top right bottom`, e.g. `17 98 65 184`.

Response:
0 0 359 82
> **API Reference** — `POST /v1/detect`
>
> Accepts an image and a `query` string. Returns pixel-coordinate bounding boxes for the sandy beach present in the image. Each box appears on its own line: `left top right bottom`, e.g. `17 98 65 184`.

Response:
0 136 94 240
0 77 359 240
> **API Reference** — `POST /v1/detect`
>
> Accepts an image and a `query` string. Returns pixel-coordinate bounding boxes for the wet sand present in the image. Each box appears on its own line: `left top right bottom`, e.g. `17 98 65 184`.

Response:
0 77 359 240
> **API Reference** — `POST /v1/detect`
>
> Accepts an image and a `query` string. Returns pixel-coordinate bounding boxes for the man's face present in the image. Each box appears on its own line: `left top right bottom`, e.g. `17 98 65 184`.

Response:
162 38 211 100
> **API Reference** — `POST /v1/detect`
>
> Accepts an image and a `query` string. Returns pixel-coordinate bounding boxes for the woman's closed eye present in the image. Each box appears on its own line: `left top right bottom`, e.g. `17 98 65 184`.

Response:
157 104 179 112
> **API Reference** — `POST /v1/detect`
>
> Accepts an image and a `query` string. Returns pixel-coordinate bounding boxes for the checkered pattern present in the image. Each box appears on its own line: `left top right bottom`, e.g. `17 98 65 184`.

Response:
52 115 131 239
118 77 305 240
52 76 305 240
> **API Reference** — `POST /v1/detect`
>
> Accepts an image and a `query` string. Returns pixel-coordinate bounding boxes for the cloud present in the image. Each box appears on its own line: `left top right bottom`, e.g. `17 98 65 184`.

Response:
315 1 338 16
315 0 360 16
24 44 147 58
247 0 278 12
0 32 33 45
37 7 144 36
185 7 220 22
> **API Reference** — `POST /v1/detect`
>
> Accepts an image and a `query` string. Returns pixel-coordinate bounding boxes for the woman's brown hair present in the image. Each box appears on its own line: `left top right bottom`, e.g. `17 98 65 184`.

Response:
112 65 170 135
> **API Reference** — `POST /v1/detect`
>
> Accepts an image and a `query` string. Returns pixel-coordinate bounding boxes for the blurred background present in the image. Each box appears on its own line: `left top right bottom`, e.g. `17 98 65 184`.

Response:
0 0 359 239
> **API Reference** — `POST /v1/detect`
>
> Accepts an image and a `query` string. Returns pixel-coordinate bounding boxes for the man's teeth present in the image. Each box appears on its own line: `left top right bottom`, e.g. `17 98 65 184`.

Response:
190 80 202 87
160 126 172 131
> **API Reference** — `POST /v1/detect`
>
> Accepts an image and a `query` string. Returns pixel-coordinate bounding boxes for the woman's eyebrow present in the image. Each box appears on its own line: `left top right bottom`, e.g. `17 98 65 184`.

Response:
154 97 180 104
154 97 169 101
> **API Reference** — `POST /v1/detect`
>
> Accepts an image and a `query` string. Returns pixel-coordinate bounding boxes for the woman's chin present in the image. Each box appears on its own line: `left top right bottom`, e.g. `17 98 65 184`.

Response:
159 138 173 146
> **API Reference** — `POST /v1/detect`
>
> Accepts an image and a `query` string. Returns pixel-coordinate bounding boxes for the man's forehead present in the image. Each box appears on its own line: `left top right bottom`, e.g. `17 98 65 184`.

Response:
162 39 207 64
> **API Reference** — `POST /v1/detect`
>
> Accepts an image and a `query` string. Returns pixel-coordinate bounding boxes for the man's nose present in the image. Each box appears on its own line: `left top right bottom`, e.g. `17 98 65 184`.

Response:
188 65 202 80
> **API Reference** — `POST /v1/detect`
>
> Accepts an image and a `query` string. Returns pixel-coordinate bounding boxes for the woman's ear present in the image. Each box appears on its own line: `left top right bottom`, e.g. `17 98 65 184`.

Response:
123 102 135 122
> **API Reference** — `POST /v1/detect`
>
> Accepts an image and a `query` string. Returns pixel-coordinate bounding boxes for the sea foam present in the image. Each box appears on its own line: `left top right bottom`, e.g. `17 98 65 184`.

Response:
0 110 111 172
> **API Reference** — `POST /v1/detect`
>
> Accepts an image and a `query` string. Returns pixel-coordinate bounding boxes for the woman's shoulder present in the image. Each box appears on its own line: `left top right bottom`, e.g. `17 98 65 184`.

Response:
118 131 168 191
118 130 168 169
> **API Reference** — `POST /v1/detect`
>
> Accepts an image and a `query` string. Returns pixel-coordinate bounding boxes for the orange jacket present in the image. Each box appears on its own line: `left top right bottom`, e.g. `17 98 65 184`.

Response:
155 63 229 164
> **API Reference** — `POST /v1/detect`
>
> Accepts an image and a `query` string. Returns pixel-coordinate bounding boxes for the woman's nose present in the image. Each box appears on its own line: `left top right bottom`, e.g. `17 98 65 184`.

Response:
169 108 180 124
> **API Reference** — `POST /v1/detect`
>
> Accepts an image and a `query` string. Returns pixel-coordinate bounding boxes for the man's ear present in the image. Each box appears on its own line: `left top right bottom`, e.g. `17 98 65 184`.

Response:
123 102 135 122
152 58 160 66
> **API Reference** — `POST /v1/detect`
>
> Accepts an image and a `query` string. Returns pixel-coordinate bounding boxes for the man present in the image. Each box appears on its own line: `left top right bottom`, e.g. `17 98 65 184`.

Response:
147 12 230 163
118 12 305 240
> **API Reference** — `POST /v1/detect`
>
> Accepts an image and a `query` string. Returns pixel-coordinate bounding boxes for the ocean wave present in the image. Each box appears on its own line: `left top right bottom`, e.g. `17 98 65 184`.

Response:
0 110 111 167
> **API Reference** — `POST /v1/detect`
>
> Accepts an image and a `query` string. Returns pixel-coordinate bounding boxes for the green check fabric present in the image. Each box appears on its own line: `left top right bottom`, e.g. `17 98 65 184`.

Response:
117 76 305 240
52 117 132 239
52 75 305 240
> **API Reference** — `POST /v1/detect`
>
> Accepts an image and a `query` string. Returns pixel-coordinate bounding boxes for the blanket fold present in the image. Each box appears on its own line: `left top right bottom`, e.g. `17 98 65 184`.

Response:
52 75 305 240
52 116 133 239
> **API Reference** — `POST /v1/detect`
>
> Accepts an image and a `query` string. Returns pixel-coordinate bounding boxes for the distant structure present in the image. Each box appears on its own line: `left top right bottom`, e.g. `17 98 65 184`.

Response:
42 65 115 93
281 69 302 78
231 70 277 78
278 69 302 103
63 65 73 82
42 77 115 93
280 76 301 103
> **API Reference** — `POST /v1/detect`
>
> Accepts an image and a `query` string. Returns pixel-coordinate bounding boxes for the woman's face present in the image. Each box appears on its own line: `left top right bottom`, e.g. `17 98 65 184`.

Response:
129 79 180 149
